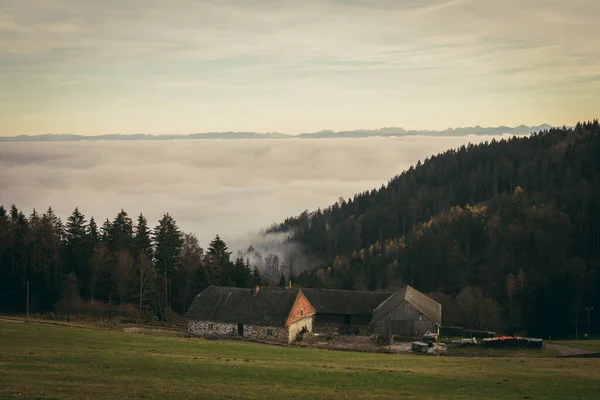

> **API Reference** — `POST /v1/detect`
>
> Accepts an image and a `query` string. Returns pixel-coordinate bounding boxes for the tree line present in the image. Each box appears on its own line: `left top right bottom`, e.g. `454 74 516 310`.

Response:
0 208 262 322
275 120 600 337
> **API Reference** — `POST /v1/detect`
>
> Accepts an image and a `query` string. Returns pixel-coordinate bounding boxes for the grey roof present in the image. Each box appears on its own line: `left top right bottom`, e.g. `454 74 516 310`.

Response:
185 286 304 327
302 288 394 316
370 285 442 326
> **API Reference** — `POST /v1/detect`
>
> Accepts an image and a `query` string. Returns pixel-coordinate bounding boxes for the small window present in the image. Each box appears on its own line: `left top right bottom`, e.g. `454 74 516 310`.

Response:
208 323 214 330
267 329 273 336
300 309 304 316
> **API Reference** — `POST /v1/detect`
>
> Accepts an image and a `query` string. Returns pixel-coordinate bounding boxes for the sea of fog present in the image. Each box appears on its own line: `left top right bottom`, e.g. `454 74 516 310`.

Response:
0 135 515 255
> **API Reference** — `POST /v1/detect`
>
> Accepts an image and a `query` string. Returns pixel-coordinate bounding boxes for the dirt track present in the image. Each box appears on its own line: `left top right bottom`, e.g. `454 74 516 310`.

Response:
545 342 595 356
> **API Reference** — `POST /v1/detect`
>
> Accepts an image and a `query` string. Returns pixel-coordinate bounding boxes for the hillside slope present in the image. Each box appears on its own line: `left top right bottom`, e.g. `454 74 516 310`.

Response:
270 121 600 336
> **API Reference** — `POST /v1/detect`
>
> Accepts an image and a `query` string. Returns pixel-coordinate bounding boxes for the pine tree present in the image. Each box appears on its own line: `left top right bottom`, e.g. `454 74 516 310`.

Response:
85 214 103 302
251 266 262 286
229 256 251 288
89 242 108 302
133 213 153 260
154 213 183 321
65 208 89 277
100 219 111 241
108 210 133 253
174 232 203 313
88 217 99 247
206 235 231 266
279 272 286 288
132 213 155 312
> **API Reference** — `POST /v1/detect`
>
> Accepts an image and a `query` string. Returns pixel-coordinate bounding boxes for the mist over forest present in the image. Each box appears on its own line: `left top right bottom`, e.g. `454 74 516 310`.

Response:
0 134 511 258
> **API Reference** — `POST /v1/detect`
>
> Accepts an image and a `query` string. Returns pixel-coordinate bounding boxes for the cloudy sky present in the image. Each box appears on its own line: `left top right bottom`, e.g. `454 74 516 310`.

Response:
1 0 598 136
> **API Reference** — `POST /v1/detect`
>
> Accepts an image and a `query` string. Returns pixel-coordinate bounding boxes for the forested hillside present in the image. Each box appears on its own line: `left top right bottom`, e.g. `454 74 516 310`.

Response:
272 121 600 337
0 209 261 321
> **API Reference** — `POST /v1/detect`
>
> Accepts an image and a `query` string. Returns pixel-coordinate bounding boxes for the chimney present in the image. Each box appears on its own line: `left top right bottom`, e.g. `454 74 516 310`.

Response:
254 286 260 296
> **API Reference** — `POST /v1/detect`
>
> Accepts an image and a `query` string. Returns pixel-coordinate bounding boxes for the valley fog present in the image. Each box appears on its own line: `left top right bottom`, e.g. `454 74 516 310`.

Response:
0 135 513 256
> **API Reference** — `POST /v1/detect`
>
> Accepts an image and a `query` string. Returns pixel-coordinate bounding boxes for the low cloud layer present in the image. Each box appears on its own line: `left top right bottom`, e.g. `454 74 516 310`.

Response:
0 135 514 253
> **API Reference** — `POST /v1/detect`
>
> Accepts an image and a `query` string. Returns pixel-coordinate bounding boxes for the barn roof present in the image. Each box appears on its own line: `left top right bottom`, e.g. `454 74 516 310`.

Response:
302 288 394 316
184 286 302 327
370 285 442 326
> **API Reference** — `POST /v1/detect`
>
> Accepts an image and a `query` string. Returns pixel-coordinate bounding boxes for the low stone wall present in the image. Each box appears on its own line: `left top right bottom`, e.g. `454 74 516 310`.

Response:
188 319 290 343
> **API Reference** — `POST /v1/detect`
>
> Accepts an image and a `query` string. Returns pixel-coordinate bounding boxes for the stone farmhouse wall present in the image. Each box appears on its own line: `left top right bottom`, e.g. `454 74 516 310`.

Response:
188 320 236 337
243 324 288 343
188 319 301 344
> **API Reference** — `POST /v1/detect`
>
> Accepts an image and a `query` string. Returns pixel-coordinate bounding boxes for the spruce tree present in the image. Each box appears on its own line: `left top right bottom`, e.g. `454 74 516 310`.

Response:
279 272 286 288
206 235 231 266
108 210 133 253
251 266 262 286
153 213 183 321
134 213 155 314
65 208 89 277
88 217 99 247
133 213 153 260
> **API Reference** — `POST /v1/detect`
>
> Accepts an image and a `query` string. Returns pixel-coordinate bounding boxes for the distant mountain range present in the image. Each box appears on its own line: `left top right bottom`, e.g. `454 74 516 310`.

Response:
0 124 555 142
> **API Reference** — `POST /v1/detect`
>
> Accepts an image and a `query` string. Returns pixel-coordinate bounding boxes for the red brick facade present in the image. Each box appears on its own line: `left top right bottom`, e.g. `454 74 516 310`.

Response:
286 291 316 326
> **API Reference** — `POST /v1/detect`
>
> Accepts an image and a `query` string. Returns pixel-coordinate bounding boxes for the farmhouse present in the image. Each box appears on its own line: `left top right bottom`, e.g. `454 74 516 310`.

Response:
185 286 315 344
370 285 442 338
302 288 393 335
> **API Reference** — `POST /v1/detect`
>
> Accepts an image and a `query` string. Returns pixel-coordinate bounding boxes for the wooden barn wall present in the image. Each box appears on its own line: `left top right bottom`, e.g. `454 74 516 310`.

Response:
373 301 437 337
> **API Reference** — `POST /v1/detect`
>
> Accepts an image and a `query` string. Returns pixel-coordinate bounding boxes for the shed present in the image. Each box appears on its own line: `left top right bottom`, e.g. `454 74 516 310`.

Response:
370 285 442 338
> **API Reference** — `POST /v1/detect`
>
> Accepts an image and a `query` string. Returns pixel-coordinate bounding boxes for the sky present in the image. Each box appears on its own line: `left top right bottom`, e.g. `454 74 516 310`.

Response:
1 0 599 136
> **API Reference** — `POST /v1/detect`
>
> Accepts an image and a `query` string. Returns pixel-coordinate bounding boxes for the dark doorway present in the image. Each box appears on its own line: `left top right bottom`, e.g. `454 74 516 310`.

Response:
344 315 351 325
237 324 244 337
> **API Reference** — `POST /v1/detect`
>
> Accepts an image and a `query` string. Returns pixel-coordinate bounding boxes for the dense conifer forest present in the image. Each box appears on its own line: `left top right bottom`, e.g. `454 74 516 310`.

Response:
0 208 261 322
271 121 600 337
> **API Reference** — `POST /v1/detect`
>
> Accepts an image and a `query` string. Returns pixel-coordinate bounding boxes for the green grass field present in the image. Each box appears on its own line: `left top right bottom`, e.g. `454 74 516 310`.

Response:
1 321 599 399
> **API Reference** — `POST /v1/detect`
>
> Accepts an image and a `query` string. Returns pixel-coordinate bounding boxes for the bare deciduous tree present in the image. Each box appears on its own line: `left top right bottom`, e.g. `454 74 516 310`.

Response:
137 250 156 314
113 250 134 305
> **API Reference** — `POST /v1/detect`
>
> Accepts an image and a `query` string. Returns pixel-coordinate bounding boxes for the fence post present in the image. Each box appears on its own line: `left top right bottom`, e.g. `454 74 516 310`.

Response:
26 281 30 323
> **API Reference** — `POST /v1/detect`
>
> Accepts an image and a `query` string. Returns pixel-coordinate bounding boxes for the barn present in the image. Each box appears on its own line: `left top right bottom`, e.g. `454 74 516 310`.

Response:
185 286 315 344
301 288 393 335
370 285 442 338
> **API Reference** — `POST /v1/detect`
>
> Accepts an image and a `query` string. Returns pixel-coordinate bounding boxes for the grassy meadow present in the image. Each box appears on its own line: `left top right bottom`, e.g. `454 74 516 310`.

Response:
1 321 599 400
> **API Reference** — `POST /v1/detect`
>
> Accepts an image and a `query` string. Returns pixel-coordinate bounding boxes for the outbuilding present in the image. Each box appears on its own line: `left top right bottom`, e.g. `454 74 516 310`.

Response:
370 285 442 339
